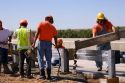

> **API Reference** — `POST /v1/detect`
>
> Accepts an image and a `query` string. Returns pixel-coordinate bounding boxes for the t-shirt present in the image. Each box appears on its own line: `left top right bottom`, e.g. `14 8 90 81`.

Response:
0 28 12 49
37 21 57 41
92 20 113 35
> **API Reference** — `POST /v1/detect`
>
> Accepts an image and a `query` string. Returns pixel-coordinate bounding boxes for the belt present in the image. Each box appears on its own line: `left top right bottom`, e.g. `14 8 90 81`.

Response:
39 40 51 42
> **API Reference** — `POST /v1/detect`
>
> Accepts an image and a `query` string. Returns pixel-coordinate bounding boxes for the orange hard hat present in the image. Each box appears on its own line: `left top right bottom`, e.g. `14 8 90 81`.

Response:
57 39 63 44
20 19 28 26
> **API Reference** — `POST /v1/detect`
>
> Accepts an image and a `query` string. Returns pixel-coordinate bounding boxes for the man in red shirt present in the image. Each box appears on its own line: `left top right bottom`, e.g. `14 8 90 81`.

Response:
92 12 115 71
32 16 57 80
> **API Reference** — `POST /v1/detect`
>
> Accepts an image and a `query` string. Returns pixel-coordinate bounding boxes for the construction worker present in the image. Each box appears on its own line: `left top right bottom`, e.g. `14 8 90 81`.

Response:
32 15 57 80
55 38 65 48
0 20 12 74
16 19 32 78
92 12 116 71
52 38 65 66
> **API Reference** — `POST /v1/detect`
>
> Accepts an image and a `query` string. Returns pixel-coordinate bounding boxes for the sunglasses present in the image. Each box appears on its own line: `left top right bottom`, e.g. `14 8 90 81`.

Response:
97 19 106 24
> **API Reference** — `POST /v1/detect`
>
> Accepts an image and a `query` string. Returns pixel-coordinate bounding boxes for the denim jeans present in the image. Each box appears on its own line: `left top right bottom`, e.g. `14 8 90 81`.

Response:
96 42 111 68
0 47 8 64
37 40 52 70
0 47 12 73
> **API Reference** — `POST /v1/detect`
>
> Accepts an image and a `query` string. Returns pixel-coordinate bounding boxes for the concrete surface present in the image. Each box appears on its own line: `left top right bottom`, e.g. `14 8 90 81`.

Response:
69 60 125 83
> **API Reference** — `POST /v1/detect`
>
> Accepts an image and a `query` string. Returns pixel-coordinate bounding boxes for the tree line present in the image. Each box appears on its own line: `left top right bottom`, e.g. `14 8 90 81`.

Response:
57 29 92 38
57 26 125 38
30 26 125 38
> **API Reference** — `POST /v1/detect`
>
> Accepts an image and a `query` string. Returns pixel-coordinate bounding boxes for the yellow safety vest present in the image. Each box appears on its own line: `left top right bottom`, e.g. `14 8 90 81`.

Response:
16 26 30 50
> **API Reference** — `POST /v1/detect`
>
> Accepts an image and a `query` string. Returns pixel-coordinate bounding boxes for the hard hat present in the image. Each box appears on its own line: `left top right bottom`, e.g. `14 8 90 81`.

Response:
20 19 28 26
97 12 105 20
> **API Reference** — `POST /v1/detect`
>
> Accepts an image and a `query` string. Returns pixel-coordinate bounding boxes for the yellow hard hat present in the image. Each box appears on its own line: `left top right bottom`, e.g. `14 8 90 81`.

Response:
97 12 105 20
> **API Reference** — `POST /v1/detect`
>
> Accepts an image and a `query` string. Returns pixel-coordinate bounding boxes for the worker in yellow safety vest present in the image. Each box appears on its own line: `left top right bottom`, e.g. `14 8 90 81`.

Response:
16 19 33 78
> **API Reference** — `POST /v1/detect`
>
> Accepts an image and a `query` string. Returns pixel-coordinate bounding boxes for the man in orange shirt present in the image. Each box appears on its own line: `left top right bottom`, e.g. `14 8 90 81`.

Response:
92 12 115 71
32 16 57 80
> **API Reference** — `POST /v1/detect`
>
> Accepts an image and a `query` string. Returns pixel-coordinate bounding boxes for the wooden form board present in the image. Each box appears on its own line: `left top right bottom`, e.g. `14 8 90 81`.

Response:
75 30 125 50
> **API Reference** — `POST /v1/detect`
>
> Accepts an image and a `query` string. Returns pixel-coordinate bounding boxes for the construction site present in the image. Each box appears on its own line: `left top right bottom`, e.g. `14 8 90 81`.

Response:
0 1 125 83
1 34 125 83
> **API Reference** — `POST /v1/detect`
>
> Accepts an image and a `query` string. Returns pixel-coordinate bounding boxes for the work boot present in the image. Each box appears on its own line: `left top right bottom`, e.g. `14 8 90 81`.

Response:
46 68 51 80
106 66 109 72
20 75 25 78
3 64 13 74
39 69 46 79
26 75 34 79
97 67 102 71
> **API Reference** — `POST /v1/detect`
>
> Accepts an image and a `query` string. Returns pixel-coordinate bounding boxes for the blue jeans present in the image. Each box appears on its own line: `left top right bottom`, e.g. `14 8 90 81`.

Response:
96 42 111 68
37 40 52 70
0 47 8 64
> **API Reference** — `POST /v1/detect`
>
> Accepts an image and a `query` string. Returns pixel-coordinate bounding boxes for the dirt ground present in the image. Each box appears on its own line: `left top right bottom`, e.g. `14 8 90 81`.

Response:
0 74 100 83
0 66 101 83
1 60 125 83
0 74 78 83
1 68 125 83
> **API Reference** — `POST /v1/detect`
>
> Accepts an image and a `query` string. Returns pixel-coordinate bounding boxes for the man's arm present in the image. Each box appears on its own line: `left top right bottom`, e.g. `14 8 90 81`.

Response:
8 31 13 43
29 29 34 45
93 32 96 38
32 28 40 47
112 26 116 32
54 36 57 46
8 36 12 43
92 28 96 38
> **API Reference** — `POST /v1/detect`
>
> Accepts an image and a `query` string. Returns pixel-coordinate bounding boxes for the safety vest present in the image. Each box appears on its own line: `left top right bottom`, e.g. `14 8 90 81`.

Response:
16 26 30 50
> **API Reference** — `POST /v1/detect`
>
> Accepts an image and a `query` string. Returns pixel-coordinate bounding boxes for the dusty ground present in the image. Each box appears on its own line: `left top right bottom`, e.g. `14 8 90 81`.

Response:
1 60 125 83
0 74 78 83
0 74 100 83
0 66 101 83
0 66 85 83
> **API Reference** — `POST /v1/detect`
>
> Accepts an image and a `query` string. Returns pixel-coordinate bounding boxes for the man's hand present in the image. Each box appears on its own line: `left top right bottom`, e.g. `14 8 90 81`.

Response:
32 43 35 48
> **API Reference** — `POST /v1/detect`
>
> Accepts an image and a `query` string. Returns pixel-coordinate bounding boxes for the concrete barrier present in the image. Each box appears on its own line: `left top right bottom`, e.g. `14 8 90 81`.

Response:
52 48 69 73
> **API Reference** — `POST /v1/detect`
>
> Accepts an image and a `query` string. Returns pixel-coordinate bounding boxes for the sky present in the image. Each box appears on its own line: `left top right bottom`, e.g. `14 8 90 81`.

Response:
0 0 125 31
